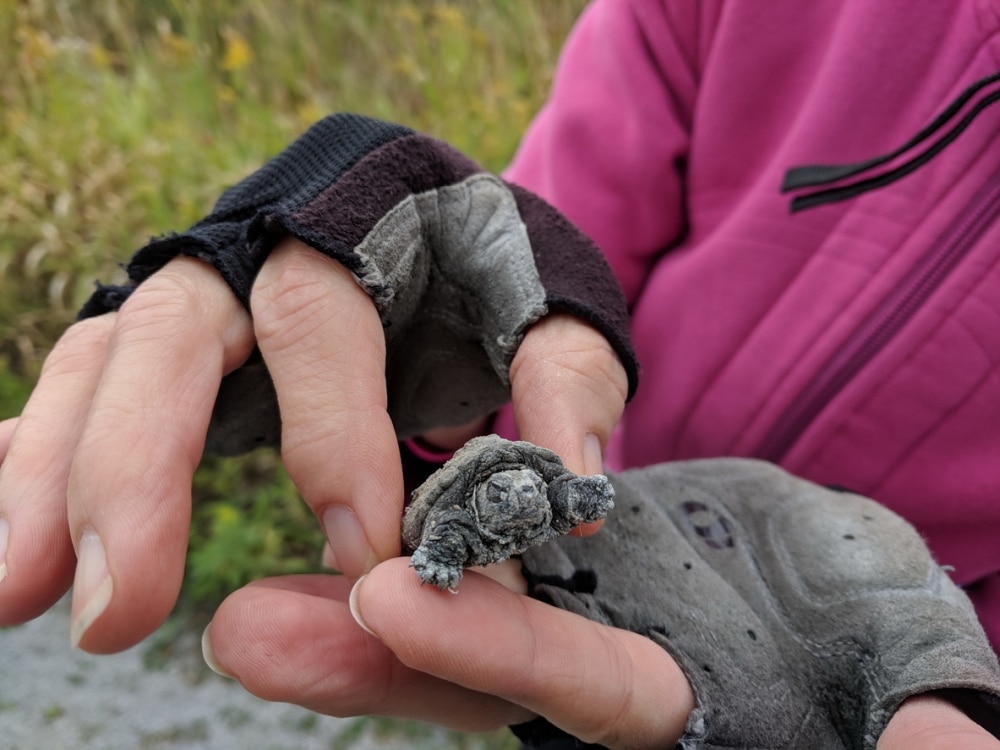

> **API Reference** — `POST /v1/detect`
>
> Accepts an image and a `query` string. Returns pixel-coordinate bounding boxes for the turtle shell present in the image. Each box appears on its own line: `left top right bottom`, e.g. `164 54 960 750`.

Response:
402 434 569 551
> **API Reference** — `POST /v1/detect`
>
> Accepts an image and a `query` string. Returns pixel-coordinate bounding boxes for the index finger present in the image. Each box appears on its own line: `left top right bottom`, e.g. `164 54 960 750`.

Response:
67 258 254 652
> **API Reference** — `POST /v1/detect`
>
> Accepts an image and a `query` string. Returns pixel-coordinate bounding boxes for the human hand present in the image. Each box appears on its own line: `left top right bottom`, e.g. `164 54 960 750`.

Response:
0 234 629 653
0 115 637 655
225 569 1000 750
206 568 1000 750
202 558 697 749
198 296 650 747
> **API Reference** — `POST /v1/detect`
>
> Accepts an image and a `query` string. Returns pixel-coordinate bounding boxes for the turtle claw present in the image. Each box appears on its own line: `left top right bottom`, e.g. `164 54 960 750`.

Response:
410 546 463 591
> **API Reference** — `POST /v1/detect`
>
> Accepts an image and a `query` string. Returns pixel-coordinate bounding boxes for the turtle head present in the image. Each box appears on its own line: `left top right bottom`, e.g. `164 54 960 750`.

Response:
473 468 551 535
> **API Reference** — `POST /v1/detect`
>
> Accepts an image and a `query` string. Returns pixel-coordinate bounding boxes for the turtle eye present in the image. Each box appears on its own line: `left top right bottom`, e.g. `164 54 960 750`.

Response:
486 474 511 503
519 476 542 496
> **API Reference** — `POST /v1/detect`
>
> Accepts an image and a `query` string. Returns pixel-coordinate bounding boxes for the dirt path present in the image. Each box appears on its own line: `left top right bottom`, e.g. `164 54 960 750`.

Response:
0 595 412 750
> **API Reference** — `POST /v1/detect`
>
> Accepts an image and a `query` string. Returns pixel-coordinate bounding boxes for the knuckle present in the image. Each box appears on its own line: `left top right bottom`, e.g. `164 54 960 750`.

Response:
512 317 628 406
116 274 202 341
113 263 250 357
250 254 384 372
512 337 628 414
40 315 114 379
251 257 337 346
280 418 353 482
254 251 329 309
279 405 392 496
233 599 383 714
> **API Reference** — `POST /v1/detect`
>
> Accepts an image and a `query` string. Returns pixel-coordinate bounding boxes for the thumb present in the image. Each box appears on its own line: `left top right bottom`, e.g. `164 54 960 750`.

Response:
508 314 628 479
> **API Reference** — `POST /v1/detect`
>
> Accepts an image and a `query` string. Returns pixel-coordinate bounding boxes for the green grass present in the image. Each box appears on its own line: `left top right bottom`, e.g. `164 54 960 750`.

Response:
1 1 585 746
1 0 585 393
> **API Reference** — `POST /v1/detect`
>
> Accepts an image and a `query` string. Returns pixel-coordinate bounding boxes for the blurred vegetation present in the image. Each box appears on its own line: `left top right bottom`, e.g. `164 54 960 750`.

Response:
1 0 585 393
2 1 583 740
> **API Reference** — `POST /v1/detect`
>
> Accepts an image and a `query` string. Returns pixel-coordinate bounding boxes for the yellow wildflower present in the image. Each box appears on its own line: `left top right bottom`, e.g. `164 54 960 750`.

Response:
221 28 253 73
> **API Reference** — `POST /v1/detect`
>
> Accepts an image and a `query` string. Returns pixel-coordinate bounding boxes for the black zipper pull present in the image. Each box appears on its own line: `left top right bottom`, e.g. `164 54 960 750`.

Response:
782 70 1000 211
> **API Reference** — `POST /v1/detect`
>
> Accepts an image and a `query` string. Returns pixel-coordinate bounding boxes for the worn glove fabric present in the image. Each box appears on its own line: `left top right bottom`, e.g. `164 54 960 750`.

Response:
514 458 1000 750
78 114 637 449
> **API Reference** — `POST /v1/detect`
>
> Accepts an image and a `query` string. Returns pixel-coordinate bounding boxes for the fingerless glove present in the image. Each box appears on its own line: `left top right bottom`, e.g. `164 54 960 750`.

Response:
79 114 638 450
515 459 1000 749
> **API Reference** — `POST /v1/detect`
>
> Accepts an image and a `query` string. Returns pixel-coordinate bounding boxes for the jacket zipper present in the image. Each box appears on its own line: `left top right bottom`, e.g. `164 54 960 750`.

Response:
756 169 1000 463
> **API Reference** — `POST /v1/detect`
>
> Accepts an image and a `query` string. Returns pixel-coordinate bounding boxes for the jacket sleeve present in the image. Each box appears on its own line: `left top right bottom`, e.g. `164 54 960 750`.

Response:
504 0 716 304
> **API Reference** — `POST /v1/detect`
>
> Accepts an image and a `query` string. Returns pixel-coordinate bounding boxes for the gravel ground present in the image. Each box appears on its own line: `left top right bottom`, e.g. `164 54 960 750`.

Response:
0 595 463 750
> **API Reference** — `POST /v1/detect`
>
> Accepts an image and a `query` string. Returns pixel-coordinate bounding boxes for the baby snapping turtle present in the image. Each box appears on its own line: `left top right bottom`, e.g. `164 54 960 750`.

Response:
402 434 615 590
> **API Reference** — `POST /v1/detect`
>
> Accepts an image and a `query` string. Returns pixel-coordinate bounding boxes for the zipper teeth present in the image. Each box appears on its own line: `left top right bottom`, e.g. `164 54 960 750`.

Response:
757 173 1000 463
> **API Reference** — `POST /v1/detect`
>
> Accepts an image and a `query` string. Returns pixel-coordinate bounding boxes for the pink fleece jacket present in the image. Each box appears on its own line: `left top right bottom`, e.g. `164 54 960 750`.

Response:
501 0 1000 649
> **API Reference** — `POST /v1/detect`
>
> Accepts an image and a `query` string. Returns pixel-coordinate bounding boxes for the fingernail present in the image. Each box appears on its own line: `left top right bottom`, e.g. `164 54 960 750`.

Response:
70 528 113 649
322 506 377 579
583 433 604 476
321 542 340 571
348 575 379 638
201 623 235 679
0 517 9 585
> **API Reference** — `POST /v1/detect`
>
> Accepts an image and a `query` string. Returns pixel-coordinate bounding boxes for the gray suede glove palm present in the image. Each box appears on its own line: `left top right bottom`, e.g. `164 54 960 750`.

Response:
508 457 1000 749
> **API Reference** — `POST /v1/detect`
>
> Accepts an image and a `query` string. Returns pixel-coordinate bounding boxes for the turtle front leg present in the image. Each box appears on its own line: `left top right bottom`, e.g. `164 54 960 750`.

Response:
409 530 470 591
549 474 616 534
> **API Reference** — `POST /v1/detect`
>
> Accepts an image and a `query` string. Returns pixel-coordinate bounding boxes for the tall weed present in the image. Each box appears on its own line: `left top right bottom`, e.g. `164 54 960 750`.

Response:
1 0 585 395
